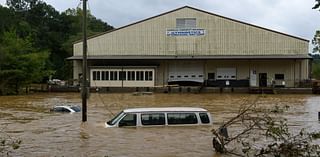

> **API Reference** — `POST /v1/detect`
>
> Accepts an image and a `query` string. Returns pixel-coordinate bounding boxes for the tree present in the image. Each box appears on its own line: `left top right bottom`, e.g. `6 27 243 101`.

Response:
0 0 113 87
312 60 320 79
313 0 320 10
0 30 52 95
0 5 16 33
59 8 113 79
212 97 320 156
312 1 320 54
313 30 320 54
311 1 320 79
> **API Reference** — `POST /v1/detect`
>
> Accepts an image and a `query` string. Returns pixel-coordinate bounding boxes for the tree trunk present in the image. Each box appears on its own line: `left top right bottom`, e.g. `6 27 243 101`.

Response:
15 81 19 94
212 137 226 153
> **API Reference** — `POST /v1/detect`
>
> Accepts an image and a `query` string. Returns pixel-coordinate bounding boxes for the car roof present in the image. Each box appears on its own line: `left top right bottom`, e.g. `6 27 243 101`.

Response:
54 105 72 108
123 107 208 113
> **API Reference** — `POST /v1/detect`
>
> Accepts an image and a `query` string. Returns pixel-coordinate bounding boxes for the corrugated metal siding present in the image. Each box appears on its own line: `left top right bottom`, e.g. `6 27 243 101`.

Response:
73 7 308 57
73 61 82 80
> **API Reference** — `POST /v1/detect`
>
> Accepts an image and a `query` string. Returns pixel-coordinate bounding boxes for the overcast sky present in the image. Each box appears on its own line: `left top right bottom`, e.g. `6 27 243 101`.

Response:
1 0 319 51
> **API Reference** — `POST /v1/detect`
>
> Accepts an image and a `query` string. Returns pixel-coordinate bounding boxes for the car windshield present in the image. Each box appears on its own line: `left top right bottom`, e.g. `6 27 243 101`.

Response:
107 111 125 125
70 106 81 112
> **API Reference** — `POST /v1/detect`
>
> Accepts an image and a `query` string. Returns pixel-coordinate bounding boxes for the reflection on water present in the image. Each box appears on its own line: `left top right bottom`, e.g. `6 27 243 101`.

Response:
0 93 319 156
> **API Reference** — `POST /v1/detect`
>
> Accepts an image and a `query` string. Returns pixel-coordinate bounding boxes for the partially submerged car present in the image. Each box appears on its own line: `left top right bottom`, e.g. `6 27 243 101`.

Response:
51 105 81 113
105 107 212 128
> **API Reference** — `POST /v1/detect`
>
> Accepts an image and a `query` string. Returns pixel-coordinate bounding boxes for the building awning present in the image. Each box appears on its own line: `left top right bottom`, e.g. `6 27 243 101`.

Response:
67 55 312 60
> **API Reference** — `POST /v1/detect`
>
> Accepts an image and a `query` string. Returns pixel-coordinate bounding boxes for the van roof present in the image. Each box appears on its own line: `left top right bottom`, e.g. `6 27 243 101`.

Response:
123 107 208 113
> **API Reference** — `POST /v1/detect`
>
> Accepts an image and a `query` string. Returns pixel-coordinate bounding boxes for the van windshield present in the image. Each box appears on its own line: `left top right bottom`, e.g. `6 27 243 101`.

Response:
107 111 125 125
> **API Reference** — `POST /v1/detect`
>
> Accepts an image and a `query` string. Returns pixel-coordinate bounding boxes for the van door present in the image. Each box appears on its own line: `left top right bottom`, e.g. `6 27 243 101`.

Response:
118 113 137 127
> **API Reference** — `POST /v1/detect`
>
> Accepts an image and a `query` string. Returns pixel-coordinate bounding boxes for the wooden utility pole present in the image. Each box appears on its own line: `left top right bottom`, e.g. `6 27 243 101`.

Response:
82 0 88 122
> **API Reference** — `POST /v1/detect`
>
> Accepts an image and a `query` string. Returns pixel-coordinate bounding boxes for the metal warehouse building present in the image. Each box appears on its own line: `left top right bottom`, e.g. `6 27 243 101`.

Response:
69 6 311 90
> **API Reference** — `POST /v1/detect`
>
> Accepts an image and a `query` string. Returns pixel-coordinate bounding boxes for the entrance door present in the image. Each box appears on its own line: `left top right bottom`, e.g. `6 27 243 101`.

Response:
259 73 267 87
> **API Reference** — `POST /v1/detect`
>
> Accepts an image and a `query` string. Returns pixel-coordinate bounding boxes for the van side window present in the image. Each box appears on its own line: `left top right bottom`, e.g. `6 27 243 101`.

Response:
199 113 210 124
119 114 136 127
141 113 165 125
167 113 198 125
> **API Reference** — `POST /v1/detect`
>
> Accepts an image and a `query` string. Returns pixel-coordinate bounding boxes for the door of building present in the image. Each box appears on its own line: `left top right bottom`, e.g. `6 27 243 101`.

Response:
259 73 267 87
168 61 204 83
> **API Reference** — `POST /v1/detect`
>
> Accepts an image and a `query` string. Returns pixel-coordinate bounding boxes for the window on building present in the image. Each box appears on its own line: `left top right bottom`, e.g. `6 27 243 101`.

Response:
127 71 135 81
119 71 126 81
110 71 118 80
92 71 101 81
96 71 100 80
101 71 109 80
93 71 97 80
176 18 196 28
275 74 284 80
141 113 165 125
105 71 109 80
101 71 105 80
145 71 153 81
136 71 144 81
167 113 198 125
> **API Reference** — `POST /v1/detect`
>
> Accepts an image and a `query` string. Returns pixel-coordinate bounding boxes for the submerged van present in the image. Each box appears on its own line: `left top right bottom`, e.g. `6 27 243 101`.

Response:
105 107 212 128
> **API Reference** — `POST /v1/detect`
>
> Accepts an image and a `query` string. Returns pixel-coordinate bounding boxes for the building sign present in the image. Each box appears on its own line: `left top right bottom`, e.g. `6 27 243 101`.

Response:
166 28 205 36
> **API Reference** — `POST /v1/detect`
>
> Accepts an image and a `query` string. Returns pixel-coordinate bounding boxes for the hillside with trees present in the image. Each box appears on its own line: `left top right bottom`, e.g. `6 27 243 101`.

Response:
0 0 113 95
312 1 320 79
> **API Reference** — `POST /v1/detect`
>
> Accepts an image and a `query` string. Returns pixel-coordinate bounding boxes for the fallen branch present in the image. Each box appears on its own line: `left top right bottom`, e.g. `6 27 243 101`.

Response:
211 96 320 157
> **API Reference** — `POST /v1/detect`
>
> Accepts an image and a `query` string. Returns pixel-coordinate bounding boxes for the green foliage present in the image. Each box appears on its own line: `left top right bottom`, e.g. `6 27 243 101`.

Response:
311 1 320 78
312 59 320 79
312 30 320 54
0 30 52 95
0 5 16 33
0 0 114 95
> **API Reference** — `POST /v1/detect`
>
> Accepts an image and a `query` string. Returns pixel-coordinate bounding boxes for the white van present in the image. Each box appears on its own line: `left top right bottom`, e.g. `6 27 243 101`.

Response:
105 107 212 128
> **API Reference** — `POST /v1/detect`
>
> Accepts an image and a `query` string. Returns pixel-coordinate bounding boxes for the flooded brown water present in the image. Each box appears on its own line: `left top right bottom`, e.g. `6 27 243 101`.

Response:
0 93 319 156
